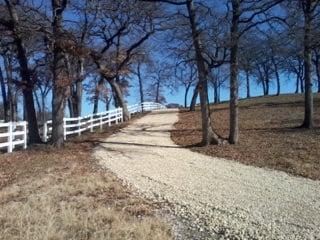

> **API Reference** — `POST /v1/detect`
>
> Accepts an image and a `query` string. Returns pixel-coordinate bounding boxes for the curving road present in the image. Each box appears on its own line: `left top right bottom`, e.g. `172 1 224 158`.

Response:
94 109 320 240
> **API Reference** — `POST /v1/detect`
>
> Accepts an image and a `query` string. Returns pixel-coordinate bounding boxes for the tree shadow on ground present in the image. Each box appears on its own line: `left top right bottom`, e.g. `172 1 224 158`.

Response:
84 139 182 149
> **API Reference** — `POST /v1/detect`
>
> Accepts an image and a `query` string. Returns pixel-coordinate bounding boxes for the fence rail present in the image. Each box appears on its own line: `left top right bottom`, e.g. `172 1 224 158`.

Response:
0 121 27 153
128 102 166 115
41 108 123 142
0 102 166 153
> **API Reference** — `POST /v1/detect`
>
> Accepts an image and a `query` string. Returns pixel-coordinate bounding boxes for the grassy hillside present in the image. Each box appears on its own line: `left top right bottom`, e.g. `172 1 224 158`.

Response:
172 93 320 180
0 120 172 240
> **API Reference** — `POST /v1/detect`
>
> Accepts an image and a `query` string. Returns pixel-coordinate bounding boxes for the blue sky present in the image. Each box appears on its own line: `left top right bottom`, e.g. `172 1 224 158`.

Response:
0 0 310 118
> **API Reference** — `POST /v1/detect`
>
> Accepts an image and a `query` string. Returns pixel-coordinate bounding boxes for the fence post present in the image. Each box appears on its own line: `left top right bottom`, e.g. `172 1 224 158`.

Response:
116 109 119 124
78 117 81 136
90 115 93 132
23 121 27 149
120 108 124 123
63 119 67 140
100 114 103 130
7 122 13 153
108 112 111 127
43 122 47 142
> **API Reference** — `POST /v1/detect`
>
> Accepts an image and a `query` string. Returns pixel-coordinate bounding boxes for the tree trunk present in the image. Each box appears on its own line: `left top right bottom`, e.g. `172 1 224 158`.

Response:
258 66 266 95
295 73 299 93
75 58 84 117
23 98 27 121
137 63 144 111
65 56 74 118
5 0 41 143
265 76 270 95
12 93 17 122
108 78 130 121
93 76 104 114
189 83 199 111
0 65 9 122
263 65 270 95
155 79 160 103
272 57 281 96
301 1 314 128
300 75 305 93
186 0 223 145
112 75 121 108
229 0 240 144
314 54 320 93
3 54 17 122
68 97 74 118
34 90 41 118
106 95 111 111
213 81 219 104
51 0 68 148
41 94 46 123
184 82 192 108
16 42 41 143
52 84 67 148
245 70 250 98
262 79 267 95
65 55 82 118
113 89 119 108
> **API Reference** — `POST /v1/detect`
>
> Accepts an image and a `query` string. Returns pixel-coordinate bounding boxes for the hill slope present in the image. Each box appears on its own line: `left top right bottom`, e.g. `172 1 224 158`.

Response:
172 94 320 180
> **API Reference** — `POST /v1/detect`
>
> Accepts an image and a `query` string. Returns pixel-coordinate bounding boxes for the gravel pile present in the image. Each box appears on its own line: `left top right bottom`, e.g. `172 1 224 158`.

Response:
94 110 320 240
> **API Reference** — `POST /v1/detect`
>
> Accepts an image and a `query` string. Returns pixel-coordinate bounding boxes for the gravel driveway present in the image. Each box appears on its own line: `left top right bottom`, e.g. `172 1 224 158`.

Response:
94 109 320 240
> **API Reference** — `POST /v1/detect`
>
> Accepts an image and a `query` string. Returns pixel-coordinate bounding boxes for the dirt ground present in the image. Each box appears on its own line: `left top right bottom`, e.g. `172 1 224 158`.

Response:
0 117 172 240
171 94 320 180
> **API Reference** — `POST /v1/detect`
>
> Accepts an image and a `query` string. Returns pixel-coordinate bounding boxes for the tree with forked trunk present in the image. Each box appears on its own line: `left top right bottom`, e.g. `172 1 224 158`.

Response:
0 0 42 143
51 0 69 148
228 0 284 144
141 0 226 145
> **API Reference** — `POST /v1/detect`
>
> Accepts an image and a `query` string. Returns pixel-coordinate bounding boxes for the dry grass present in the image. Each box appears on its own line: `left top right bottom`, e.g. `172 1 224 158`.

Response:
0 118 172 240
172 93 320 180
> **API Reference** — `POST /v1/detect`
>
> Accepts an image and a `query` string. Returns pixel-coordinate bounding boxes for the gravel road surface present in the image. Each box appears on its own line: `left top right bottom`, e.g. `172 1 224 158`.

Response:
94 109 320 240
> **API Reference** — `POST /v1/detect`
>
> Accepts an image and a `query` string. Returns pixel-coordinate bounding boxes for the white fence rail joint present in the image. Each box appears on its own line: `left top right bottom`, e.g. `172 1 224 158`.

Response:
0 102 165 153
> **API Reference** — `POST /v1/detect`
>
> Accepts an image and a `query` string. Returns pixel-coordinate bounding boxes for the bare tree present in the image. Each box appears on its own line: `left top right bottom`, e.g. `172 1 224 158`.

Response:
88 0 156 121
131 52 153 110
146 61 172 104
174 61 197 108
299 0 319 128
0 64 8 121
88 74 109 114
209 67 227 103
313 48 320 92
228 0 284 144
135 61 145 107
0 0 42 143
51 0 69 148
66 0 99 117
142 0 225 145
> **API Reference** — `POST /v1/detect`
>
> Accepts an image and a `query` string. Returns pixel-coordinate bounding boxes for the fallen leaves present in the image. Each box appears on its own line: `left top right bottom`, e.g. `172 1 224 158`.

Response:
172 94 320 180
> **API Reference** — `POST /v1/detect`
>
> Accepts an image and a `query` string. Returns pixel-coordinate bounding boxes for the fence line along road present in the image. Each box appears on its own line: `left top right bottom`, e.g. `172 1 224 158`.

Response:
127 102 167 115
0 121 27 153
0 102 166 153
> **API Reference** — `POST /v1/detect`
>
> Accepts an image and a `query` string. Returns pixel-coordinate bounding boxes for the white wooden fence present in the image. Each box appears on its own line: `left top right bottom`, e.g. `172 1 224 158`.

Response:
128 102 167 115
41 108 123 142
0 102 166 153
0 121 27 153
